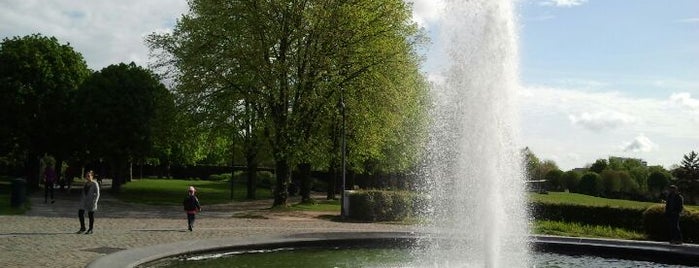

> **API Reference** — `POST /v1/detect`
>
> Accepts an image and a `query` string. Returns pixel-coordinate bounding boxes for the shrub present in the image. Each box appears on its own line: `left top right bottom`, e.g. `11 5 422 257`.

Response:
530 202 645 231
347 190 416 221
207 173 232 181
545 169 565 191
642 204 699 243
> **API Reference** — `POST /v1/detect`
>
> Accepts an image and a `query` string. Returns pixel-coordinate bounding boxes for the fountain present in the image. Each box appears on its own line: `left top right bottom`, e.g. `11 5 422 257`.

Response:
89 1 699 267
415 0 529 267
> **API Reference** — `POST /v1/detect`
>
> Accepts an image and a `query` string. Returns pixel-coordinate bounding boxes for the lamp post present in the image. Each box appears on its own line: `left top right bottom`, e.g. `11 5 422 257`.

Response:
340 87 347 218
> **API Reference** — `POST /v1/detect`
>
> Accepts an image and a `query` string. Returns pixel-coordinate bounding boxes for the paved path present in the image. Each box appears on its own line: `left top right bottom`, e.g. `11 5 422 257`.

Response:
1 184 411 268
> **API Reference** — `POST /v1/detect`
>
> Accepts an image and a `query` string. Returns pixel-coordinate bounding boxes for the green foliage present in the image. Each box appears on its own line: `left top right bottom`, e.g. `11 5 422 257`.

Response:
148 0 429 206
562 170 581 192
75 62 174 190
647 171 670 193
347 190 416 221
643 204 699 242
530 202 646 231
589 159 608 173
578 172 604 196
522 148 559 182
0 34 90 187
544 169 564 191
600 170 621 196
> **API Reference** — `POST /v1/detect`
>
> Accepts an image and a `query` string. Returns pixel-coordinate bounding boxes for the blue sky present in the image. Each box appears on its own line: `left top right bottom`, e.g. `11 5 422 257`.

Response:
1 0 697 170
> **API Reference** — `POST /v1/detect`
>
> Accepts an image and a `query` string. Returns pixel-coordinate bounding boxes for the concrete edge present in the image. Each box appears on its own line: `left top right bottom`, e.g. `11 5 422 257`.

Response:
87 232 699 268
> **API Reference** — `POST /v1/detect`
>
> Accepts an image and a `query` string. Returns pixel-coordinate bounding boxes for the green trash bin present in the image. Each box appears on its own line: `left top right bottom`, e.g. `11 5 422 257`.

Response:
10 178 26 208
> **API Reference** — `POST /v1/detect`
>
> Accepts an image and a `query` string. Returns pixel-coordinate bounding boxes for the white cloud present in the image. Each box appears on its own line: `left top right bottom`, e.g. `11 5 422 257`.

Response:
0 0 189 70
569 111 637 131
539 0 588 7
675 18 699 23
520 85 699 170
622 134 658 153
670 92 699 110
406 0 445 28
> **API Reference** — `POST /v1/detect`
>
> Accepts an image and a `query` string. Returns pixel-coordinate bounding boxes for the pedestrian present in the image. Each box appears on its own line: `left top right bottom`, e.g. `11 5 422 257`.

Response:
44 165 57 204
77 170 100 234
183 186 201 231
665 184 684 244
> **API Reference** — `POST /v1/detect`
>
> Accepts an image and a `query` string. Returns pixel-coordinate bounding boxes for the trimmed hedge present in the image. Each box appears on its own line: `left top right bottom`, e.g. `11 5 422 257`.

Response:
530 202 645 231
347 190 417 221
642 204 699 243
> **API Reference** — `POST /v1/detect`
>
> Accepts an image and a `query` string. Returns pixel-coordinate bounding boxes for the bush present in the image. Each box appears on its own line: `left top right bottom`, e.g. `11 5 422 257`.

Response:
642 204 699 243
347 190 416 221
563 170 581 192
530 202 645 231
208 173 232 181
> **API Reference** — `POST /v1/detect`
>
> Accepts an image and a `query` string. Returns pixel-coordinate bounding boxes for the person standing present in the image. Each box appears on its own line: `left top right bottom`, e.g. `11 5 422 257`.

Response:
77 170 100 234
665 185 684 244
43 165 57 204
183 186 201 231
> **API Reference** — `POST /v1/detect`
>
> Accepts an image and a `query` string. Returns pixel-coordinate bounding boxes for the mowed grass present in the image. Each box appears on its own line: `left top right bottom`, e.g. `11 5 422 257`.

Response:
530 191 699 211
530 192 658 209
116 179 272 205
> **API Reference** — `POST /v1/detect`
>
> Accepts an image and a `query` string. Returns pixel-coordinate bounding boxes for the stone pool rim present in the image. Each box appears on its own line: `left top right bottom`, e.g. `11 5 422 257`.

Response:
87 232 699 268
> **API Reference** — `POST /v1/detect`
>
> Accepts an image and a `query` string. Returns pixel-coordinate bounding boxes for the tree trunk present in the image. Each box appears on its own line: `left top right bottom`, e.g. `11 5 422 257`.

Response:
298 162 312 203
110 159 126 193
24 153 40 191
246 150 258 200
273 159 290 207
128 161 133 182
327 165 337 200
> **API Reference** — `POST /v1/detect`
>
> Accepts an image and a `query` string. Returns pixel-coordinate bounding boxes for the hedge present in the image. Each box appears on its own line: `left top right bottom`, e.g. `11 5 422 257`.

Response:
643 205 699 243
347 190 418 221
530 202 646 231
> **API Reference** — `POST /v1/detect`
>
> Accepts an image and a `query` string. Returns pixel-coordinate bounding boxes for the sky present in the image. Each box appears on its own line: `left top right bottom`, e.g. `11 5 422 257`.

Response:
1 0 697 170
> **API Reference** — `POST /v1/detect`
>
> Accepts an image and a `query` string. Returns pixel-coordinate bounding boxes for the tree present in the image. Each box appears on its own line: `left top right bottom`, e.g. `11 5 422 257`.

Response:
562 170 581 192
648 171 670 194
149 0 427 207
544 169 564 191
0 34 90 188
578 172 604 196
617 170 639 196
589 159 608 174
600 170 621 196
673 151 699 204
75 62 170 192
676 151 699 181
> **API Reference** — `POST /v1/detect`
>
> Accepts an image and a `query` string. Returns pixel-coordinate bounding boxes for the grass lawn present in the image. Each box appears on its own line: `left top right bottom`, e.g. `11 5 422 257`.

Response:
530 192 658 209
116 179 273 205
530 191 698 211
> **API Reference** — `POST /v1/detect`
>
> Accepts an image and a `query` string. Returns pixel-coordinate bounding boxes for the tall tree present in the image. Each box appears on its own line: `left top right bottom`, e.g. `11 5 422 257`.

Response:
0 34 90 188
589 159 608 174
149 0 427 207
75 62 170 192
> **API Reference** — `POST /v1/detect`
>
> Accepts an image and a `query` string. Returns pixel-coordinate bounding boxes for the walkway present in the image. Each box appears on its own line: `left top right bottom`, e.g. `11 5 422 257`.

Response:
1 183 410 268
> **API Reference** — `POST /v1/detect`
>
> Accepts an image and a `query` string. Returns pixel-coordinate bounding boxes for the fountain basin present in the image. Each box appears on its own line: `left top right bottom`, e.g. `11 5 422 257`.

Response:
87 232 699 267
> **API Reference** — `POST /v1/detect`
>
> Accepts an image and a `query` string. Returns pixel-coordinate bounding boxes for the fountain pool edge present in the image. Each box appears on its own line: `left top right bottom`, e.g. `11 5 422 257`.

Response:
86 232 699 268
